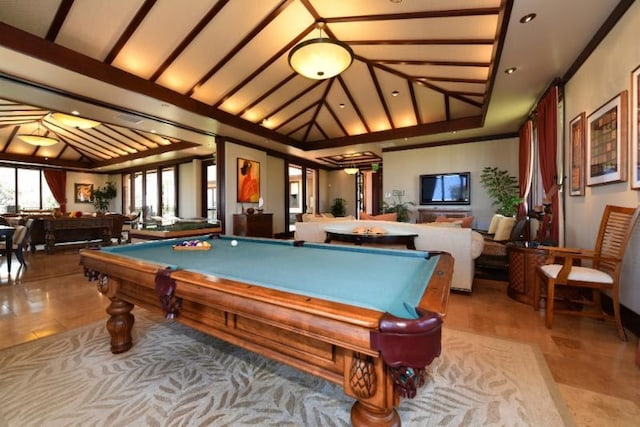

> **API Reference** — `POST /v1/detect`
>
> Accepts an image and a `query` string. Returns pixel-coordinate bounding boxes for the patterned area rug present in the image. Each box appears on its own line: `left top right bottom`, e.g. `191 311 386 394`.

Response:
0 310 573 426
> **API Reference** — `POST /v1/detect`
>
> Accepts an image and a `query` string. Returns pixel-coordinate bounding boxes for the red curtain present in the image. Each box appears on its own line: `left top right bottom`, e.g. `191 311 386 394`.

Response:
518 120 533 217
43 169 67 213
535 86 559 243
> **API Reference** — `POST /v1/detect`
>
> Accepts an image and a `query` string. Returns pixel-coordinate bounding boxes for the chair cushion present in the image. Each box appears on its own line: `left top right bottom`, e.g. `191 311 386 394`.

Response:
493 217 516 241
540 264 614 284
488 214 504 234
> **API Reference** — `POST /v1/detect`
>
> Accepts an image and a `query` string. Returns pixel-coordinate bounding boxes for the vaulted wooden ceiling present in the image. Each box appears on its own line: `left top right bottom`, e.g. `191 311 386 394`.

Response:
0 0 626 170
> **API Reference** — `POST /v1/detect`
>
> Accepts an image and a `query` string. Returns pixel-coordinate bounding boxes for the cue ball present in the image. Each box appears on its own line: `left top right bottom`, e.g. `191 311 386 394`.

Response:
231 240 238 246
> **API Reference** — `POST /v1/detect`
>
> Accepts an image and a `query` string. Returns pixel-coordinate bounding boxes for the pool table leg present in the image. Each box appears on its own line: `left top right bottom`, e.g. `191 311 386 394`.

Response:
106 296 135 354
351 401 400 427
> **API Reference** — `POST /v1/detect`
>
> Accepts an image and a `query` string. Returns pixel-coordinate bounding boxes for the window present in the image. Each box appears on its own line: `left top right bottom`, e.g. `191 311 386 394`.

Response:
125 166 178 220
0 166 58 213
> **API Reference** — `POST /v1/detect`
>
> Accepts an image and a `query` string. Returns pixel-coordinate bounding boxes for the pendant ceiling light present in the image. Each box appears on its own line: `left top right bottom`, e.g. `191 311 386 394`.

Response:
18 121 59 146
288 21 353 80
50 112 100 129
344 167 359 175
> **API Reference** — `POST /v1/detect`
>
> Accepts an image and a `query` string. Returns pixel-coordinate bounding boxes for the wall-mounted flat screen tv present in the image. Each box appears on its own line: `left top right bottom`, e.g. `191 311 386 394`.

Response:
419 172 470 205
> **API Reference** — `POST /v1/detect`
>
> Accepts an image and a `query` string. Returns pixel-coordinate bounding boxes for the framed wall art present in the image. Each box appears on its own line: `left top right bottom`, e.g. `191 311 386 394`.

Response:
569 112 586 196
237 158 260 203
74 183 93 203
631 65 640 189
586 90 627 186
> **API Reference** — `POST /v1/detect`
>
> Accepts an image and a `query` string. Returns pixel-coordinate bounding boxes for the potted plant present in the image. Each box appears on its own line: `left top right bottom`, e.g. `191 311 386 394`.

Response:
91 181 117 213
329 198 347 217
382 192 415 222
480 166 522 216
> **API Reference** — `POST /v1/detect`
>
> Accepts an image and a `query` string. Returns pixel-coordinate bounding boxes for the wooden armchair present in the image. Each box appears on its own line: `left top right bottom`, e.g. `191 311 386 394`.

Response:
533 205 640 340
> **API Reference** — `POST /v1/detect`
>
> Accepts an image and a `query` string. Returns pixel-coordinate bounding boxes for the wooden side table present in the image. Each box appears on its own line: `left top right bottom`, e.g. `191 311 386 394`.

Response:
233 213 273 238
506 242 548 306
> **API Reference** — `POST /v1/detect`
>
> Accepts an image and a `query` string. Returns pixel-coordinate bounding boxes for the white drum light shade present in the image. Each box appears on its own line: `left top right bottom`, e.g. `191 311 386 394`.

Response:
18 134 59 146
50 112 100 129
288 38 354 80
344 168 359 175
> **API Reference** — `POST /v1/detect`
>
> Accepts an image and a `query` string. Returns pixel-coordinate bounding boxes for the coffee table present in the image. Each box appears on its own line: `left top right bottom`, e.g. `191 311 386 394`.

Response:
324 227 417 249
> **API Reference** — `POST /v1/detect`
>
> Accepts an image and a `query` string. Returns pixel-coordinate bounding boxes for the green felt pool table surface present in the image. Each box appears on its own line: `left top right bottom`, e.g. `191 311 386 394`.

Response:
101 235 441 319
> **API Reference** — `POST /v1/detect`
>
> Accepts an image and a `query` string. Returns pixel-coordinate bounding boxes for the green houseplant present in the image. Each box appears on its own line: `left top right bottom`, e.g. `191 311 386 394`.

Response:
382 192 414 222
91 181 117 213
480 166 522 217
329 197 347 217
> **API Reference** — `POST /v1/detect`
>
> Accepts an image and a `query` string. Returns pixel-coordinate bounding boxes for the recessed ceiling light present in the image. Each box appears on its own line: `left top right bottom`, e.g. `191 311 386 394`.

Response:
504 67 517 74
150 129 156 133
391 90 399 97
339 103 345 108
71 110 80 115
520 13 536 24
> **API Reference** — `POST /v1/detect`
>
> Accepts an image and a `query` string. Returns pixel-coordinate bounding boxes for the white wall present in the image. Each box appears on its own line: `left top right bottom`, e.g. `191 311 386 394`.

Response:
66 171 120 213
564 2 640 314
266 155 285 235
326 171 357 216
178 160 199 218
382 138 519 229
224 141 269 231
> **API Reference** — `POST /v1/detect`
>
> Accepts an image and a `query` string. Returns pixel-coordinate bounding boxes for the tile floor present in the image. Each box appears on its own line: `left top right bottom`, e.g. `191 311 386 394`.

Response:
1 249 638 426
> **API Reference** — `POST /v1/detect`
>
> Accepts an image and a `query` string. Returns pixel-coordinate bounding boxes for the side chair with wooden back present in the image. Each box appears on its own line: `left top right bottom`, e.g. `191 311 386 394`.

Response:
0 224 27 267
533 205 640 341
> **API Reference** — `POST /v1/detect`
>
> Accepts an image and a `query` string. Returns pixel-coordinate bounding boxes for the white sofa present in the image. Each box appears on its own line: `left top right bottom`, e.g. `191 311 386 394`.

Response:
294 219 484 292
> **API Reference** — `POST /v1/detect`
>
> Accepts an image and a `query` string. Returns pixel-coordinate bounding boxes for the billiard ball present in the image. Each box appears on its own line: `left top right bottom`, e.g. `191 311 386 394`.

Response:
231 239 238 246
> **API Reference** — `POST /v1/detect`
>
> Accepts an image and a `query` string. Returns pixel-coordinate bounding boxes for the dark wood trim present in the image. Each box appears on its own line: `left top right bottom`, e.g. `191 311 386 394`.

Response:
45 0 74 41
480 0 513 120
563 0 636 83
212 23 316 109
186 0 294 97
346 38 494 46
104 0 157 64
325 8 501 23
307 115 484 150
0 28 294 147
382 131 519 153
368 64 394 129
337 75 370 133
150 0 229 82
216 136 226 233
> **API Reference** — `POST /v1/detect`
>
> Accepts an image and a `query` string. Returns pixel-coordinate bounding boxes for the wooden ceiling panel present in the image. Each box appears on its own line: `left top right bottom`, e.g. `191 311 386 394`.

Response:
57 0 145 61
0 0 60 38
0 0 524 163
110 0 215 79
154 1 281 94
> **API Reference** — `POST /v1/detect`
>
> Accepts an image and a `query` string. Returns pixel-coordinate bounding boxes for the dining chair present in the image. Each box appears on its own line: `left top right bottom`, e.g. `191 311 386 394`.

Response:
0 224 27 267
533 205 640 340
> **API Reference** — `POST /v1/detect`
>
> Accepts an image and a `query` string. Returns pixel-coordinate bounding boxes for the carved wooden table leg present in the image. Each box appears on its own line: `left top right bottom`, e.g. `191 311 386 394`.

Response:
351 401 400 427
106 297 135 354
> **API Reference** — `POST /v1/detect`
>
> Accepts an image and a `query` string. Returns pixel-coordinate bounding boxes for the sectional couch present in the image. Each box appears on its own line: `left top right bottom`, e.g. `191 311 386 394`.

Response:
294 219 484 292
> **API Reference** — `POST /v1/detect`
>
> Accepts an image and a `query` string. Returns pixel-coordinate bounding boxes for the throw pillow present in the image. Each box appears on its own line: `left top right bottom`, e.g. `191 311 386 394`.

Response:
493 216 516 241
435 215 474 228
423 221 462 228
487 214 504 234
360 212 397 221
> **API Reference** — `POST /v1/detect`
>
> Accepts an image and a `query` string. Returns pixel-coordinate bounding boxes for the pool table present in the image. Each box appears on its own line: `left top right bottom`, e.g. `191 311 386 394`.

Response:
80 236 453 426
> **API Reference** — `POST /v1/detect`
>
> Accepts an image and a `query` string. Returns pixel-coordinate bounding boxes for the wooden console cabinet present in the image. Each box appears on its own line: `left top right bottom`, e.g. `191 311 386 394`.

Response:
233 213 273 238
418 208 471 223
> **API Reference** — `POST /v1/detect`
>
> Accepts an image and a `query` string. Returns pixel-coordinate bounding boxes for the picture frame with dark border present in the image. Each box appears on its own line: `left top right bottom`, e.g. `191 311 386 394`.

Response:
74 183 93 203
570 112 586 196
586 91 628 186
631 65 640 190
